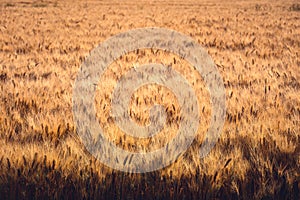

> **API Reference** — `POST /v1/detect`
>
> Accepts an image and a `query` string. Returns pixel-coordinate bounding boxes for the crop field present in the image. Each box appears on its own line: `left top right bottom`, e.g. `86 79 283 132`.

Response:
0 0 299 199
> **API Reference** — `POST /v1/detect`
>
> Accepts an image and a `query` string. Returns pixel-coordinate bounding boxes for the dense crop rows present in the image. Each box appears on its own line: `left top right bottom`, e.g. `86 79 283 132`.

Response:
0 0 299 199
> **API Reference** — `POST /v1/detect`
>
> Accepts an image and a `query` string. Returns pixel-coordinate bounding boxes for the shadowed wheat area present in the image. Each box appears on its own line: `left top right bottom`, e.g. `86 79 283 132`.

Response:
0 0 299 199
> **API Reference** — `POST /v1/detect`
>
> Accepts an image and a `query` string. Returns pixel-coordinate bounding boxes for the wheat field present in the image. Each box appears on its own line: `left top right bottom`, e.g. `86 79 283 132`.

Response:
0 0 299 199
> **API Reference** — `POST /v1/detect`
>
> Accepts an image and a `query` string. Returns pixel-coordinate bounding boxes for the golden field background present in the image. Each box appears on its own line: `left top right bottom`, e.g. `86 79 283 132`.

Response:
0 0 299 199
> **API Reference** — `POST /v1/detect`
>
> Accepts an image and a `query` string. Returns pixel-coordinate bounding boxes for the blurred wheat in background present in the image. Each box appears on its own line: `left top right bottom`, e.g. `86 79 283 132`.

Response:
0 0 299 199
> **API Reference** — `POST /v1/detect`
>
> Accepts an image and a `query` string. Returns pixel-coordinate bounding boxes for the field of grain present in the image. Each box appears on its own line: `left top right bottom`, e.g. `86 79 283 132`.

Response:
0 0 299 199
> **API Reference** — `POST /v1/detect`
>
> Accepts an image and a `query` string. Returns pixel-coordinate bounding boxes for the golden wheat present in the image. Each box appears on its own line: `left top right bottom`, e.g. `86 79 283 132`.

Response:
0 0 299 199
